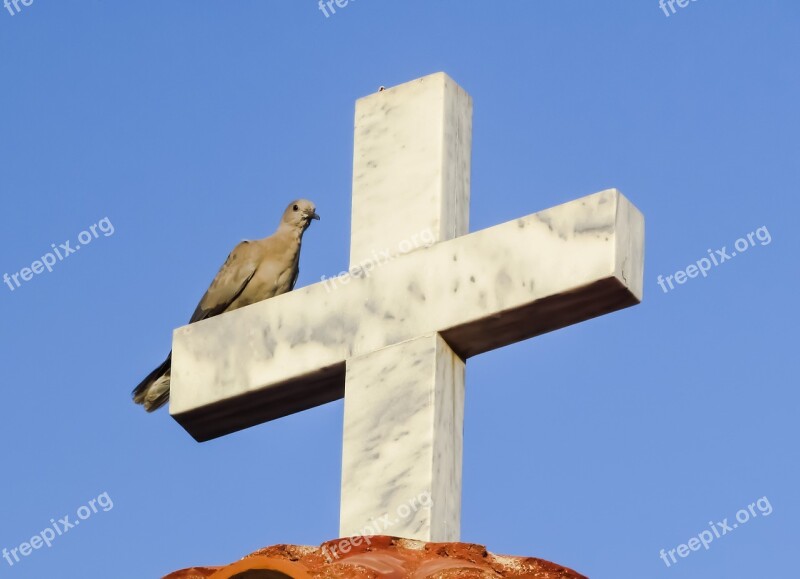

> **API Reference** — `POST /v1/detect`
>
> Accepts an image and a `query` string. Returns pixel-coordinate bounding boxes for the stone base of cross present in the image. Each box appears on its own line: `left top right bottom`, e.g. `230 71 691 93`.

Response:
170 73 644 543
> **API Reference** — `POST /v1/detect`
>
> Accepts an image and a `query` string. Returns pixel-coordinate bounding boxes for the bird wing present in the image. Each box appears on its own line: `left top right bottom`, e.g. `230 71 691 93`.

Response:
189 241 258 323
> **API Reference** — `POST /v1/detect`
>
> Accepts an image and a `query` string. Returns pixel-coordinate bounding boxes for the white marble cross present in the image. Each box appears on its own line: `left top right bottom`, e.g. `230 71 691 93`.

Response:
170 73 644 543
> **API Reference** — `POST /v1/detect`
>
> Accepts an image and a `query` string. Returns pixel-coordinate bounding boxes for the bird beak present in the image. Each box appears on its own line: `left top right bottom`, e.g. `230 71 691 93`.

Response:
309 211 320 221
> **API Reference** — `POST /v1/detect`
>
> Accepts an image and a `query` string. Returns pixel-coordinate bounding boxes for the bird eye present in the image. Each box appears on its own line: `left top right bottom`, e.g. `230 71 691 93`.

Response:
293 204 299 211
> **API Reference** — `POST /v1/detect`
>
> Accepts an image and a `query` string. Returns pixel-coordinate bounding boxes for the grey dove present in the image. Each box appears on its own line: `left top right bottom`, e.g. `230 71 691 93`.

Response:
133 199 320 412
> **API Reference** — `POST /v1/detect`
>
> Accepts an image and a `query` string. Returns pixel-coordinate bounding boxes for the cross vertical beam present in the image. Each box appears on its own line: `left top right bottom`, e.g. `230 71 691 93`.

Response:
341 333 464 541
349 73 472 262
340 74 472 541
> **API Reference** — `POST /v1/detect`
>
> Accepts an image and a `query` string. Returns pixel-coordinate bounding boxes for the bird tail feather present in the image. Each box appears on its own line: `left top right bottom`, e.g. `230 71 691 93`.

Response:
133 352 172 412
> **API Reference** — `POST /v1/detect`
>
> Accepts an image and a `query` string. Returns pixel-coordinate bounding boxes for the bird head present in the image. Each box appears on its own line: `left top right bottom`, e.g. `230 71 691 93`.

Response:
281 199 320 231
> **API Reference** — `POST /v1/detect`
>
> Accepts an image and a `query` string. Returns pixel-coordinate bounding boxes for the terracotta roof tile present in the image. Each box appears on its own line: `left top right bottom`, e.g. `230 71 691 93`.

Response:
165 536 587 579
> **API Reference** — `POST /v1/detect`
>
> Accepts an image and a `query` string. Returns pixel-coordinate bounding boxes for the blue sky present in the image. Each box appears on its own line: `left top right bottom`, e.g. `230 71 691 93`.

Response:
1 1 798 577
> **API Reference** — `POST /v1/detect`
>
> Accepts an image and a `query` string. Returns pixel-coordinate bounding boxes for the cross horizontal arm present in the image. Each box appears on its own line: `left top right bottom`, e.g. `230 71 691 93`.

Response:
171 188 644 441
